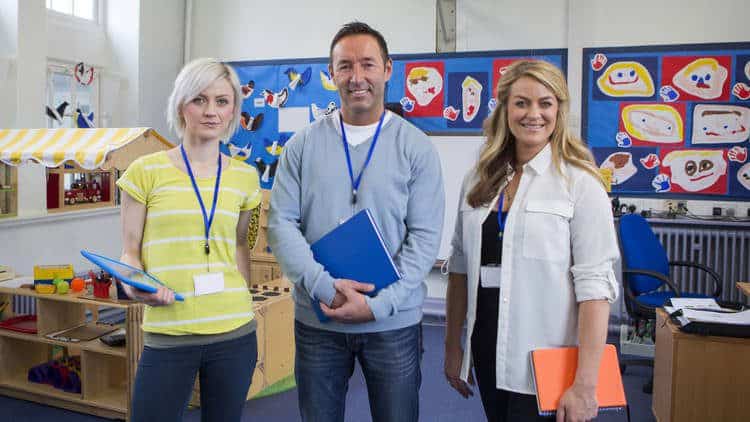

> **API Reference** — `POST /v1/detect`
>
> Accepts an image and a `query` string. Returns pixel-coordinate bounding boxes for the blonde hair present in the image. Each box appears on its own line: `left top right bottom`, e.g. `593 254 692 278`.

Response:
467 60 603 207
167 58 242 141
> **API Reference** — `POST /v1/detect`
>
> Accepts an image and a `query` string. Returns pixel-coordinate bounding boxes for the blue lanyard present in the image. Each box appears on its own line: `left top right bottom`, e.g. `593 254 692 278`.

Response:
180 144 222 255
497 192 506 239
340 111 386 205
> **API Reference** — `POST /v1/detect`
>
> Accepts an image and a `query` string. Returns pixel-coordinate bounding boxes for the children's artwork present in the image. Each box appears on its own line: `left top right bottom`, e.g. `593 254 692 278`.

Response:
225 49 566 188
583 42 750 200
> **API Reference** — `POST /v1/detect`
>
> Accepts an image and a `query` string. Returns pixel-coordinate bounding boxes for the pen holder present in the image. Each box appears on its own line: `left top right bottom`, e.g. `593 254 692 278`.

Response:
93 279 111 298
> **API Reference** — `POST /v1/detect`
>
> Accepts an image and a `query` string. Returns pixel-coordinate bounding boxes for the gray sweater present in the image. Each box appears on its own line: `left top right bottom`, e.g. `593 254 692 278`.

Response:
268 112 444 333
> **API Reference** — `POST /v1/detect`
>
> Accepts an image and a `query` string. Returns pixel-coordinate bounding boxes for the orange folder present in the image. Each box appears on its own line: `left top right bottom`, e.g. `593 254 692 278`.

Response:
530 344 627 416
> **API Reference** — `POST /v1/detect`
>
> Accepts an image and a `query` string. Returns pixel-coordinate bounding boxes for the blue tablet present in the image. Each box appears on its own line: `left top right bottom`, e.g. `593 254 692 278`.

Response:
80 250 185 301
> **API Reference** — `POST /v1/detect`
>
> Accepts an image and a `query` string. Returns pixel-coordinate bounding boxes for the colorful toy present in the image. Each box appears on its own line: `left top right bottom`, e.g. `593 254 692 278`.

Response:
34 264 73 294
54 278 70 294
70 277 85 292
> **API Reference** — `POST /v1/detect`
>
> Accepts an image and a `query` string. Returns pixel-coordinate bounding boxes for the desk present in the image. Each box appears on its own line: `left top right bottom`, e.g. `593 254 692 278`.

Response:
653 308 750 422
737 282 750 298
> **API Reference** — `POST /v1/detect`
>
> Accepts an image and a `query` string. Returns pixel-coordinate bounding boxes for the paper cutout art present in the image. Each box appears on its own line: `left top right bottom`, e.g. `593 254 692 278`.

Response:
668 57 730 101
728 146 748 163
320 70 337 91
241 80 255 98
691 105 750 144
591 53 607 71
461 76 483 122
599 152 637 185
404 62 444 117
311 102 337 121
597 61 655 97
661 149 727 193
621 104 683 144
640 153 660 169
738 162 750 190
652 173 671 192
733 83 750 100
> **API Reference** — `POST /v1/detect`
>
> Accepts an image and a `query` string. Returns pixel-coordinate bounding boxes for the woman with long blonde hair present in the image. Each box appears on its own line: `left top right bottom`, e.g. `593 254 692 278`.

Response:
444 60 619 422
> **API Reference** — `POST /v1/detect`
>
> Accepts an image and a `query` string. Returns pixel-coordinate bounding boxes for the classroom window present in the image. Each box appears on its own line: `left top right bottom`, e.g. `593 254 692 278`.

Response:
46 63 99 129
45 62 114 213
46 0 98 22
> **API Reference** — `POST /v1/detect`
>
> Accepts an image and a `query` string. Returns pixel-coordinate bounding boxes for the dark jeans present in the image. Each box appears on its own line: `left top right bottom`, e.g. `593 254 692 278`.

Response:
131 331 257 422
472 285 547 422
294 320 422 422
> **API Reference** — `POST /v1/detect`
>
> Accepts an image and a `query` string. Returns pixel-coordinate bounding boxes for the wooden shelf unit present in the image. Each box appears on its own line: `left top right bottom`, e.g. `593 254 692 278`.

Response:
0 286 143 420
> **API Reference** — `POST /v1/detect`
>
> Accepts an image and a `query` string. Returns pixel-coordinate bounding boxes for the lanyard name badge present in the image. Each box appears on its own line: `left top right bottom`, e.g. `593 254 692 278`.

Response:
340 111 386 206
181 144 225 296
480 192 505 289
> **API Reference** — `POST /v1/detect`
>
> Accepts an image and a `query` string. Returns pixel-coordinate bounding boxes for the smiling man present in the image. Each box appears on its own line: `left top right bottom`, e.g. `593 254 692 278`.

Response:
267 22 444 422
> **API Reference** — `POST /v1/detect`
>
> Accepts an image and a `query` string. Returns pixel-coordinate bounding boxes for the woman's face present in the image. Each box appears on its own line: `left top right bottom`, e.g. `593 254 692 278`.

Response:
506 76 558 155
181 77 235 142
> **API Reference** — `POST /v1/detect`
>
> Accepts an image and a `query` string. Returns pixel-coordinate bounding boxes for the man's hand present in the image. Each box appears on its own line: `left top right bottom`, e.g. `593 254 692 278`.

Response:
556 383 598 422
320 279 375 323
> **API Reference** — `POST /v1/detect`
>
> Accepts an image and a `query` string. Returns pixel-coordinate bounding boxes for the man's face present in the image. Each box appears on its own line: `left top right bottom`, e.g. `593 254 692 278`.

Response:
329 34 392 124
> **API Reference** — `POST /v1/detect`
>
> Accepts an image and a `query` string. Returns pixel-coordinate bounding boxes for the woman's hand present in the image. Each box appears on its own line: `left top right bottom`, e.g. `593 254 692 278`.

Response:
444 342 474 398
119 282 175 306
556 383 598 422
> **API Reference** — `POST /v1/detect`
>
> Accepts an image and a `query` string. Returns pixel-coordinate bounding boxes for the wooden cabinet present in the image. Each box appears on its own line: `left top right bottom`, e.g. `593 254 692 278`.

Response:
653 308 750 422
0 285 143 420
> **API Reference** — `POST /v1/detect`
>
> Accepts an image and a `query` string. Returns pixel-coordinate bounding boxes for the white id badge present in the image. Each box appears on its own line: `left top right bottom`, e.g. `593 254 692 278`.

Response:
480 265 501 288
193 272 225 296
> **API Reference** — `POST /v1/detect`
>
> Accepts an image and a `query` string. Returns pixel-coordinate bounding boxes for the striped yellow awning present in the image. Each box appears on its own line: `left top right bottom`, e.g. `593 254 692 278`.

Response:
0 127 173 170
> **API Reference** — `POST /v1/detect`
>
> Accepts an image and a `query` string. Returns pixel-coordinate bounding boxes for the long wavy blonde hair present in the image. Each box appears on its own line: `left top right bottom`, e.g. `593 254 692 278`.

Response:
467 60 603 207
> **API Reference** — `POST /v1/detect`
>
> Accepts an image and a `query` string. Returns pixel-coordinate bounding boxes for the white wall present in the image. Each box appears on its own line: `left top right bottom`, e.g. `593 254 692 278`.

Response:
189 0 436 61
139 0 184 142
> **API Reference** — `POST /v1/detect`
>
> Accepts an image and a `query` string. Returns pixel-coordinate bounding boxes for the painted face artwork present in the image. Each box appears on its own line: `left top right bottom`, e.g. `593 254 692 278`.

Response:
692 105 750 144
461 76 482 122
622 104 683 143
406 67 443 106
662 150 727 192
597 61 655 97
600 152 637 185
672 58 728 100
738 162 750 191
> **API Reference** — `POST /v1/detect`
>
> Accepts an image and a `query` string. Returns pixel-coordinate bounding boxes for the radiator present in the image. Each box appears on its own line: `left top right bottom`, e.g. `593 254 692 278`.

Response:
13 295 36 315
654 225 750 304
615 220 750 324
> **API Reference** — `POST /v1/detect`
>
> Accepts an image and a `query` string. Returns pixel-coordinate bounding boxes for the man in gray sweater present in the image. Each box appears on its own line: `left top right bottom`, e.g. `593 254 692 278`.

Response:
268 21 444 422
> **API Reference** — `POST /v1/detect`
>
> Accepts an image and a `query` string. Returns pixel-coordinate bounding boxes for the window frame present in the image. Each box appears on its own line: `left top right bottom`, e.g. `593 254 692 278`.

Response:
46 0 101 26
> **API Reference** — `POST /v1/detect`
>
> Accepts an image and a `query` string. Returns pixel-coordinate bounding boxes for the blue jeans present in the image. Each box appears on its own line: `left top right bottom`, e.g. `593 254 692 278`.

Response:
131 331 257 422
294 321 422 422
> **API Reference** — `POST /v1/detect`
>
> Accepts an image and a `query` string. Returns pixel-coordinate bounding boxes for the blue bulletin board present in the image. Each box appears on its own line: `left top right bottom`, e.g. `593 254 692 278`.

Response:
582 42 750 200
222 49 567 189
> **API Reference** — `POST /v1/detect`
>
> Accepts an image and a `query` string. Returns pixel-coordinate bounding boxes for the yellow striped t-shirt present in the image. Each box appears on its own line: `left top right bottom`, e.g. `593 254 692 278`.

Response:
116 151 261 335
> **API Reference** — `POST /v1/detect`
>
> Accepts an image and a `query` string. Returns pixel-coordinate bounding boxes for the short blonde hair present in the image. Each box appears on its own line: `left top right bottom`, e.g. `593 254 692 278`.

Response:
167 58 242 141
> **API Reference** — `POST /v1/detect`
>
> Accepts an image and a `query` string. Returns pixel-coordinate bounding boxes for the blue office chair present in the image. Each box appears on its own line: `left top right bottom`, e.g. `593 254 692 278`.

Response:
617 213 723 394
618 214 722 319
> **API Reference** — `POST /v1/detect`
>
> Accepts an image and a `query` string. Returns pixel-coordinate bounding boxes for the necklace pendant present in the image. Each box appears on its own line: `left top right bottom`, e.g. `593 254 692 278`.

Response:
352 189 357 205
204 243 210 255
497 232 503 240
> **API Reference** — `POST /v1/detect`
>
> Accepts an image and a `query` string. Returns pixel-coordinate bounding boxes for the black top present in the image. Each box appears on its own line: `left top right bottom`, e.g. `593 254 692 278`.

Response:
480 210 507 266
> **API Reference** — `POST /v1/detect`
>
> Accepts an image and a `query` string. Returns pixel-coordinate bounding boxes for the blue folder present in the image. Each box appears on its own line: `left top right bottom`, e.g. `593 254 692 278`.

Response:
310 209 402 322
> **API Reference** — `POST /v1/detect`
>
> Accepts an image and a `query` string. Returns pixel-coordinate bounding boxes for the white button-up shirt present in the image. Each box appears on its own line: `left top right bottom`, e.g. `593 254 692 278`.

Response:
449 143 619 394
